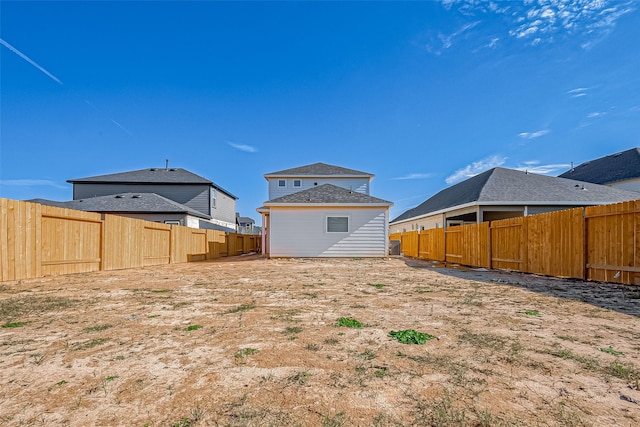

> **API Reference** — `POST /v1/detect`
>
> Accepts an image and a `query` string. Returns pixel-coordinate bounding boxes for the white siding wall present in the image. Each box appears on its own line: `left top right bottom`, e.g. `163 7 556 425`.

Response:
269 207 388 257
268 178 370 200
212 190 237 226
390 214 444 233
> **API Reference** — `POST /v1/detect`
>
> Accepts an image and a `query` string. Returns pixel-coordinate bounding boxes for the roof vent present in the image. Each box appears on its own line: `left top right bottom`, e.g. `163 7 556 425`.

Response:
115 195 124 198
150 168 157 171
169 168 177 171
132 195 142 198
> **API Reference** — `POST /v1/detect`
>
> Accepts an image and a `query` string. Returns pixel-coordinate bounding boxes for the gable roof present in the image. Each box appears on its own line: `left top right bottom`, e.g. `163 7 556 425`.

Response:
391 167 640 223
238 216 255 225
32 193 211 219
264 162 374 178
265 184 392 206
68 167 238 199
558 147 640 185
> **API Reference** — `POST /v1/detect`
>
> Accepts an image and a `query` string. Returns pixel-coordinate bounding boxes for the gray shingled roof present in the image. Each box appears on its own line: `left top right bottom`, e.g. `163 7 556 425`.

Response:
238 216 255 224
265 184 392 205
391 167 640 223
67 167 238 198
558 147 640 185
264 162 373 178
32 193 211 219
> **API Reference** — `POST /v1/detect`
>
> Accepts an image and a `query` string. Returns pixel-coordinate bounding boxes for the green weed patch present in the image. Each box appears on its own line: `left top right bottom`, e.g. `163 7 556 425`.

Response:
225 303 256 314
519 310 541 316
72 338 109 351
389 329 435 345
600 346 624 356
336 317 363 328
234 348 259 358
2 321 27 328
83 324 113 333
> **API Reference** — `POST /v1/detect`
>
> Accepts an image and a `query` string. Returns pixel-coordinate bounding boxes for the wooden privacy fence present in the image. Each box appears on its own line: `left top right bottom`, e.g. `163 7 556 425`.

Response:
0 198 261 282
390 199 640 285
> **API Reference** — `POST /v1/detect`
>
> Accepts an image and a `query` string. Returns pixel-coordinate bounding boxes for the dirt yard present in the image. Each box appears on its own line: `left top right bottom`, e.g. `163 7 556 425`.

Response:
1 256 639 426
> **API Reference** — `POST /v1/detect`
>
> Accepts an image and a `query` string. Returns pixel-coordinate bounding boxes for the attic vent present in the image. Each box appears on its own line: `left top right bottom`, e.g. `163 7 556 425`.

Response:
612 153 622 157
115 195 124 198
150 168 157 171
169 168 177 171
132 195 142 198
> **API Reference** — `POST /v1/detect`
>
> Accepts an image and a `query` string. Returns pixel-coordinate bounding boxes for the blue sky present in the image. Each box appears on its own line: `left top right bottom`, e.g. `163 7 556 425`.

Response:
1 0 639 219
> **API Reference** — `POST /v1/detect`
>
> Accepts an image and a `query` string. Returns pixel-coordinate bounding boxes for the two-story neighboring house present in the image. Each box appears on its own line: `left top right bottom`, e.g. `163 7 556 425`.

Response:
559 147 640 192
236 214 258 235
257 162 392 257
62 167 238 231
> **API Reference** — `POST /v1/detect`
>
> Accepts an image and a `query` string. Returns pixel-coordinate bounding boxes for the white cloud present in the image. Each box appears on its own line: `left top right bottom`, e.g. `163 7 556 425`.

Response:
227 141 257 153
518 129 550 139
442 0 635 47
0 38 63 85
567 87 589 97
487 37 500 48
513 161 570 175
587 111 606 118
445 154 506 184
0 179 68 190
426 21 481 54
392 173 434 180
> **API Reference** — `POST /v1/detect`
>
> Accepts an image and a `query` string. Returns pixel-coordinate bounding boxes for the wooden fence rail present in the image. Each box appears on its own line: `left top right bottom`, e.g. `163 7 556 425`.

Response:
0 198 261 282
389 200 639 286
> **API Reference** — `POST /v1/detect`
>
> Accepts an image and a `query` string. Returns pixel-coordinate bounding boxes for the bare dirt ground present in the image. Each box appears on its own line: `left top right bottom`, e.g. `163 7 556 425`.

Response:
1 256 639 427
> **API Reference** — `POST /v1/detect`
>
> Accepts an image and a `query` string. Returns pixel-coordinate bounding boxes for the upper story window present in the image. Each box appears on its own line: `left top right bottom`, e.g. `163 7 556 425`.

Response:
278 180 286 187
293 179 301 188
211 188 217 209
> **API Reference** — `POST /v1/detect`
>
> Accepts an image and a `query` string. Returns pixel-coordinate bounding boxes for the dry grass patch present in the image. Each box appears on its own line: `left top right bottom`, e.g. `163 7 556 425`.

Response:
0 257 638 426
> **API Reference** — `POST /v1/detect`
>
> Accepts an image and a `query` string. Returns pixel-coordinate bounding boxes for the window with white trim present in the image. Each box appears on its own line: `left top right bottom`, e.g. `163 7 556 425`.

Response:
278 179 286 187
211 188 217 208
293 179 301 188
327 216 348 233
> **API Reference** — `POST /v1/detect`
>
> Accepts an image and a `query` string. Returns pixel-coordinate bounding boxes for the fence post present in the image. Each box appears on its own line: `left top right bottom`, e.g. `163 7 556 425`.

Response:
487 221 492 270
443 224 447 265
582 207 588 281
521 217 528 273
99 214 105 272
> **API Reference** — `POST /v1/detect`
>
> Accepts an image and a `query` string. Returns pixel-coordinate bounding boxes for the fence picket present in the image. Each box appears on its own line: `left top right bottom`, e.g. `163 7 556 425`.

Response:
0 198 261 282
391 201 638 285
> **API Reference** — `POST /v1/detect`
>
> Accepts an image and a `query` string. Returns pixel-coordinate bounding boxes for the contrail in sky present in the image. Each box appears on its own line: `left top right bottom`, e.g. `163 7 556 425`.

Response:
84 99 133 136
0 38 63 85
2 38 132 136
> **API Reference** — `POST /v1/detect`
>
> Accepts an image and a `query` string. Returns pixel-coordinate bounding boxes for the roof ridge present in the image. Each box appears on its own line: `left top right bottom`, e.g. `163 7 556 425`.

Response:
266 183 391 205
264 162 373 177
